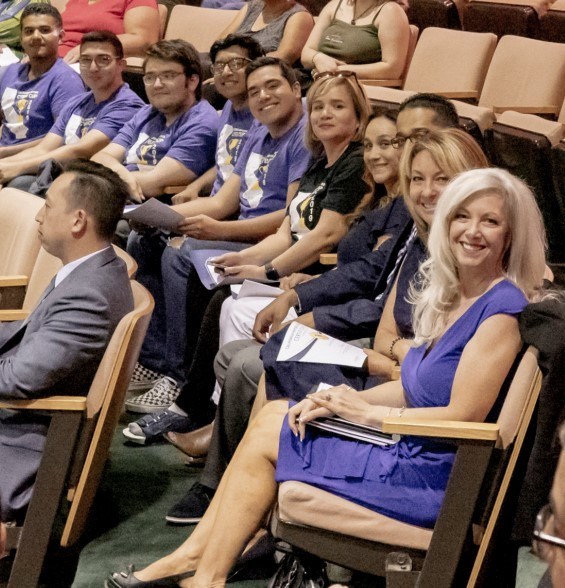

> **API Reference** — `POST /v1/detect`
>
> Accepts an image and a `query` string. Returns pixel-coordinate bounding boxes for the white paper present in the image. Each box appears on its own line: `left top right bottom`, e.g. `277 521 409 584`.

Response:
123 199 184 231
235 279 283 299
0 46 20 67
277 323 367 367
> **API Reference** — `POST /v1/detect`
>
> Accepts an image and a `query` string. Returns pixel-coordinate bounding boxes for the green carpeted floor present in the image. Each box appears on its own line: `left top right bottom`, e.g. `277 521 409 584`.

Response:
69 414 268 588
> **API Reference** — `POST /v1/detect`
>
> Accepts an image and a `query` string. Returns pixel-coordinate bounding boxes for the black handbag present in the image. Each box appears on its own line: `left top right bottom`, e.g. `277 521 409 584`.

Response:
267 550 328 588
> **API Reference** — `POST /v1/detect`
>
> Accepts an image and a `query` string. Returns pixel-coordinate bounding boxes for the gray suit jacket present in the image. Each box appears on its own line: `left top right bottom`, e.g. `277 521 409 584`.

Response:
0 247 134 521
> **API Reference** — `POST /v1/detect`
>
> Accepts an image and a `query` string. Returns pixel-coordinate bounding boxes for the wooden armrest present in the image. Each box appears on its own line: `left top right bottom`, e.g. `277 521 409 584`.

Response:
359 78 403 88
163 185 187 195
0 275 28 287
0 310 29 321
0 395 87 411
319 253 337 265
492 105 558 115
438 91 480 100
381 417 500 441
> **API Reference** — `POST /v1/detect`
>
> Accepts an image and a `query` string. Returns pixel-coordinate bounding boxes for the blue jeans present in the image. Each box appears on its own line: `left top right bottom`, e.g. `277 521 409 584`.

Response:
128 231 250 386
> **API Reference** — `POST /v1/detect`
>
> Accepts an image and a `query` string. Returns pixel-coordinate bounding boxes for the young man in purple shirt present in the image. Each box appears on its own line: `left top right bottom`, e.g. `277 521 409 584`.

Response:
0 30 144 190
172 34 264 205
124 57 311 416
92 39 219 202
0 4 84 157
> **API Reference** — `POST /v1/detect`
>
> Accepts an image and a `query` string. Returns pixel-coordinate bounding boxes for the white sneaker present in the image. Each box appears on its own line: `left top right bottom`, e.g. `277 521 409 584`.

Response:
128 362 165 393
125 376 180 414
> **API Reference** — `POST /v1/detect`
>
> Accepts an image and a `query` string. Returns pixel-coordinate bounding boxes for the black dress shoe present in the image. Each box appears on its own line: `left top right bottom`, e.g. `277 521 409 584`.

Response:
105 565 195 587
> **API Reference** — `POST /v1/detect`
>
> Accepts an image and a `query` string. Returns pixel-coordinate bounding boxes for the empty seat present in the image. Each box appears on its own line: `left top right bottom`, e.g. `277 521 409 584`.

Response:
489 110 565 263
477 35 565 116
164 5 236 52
408 0 462 31
0 188 43 279
464 0 547 38
540 0 565 42
403 27 497 100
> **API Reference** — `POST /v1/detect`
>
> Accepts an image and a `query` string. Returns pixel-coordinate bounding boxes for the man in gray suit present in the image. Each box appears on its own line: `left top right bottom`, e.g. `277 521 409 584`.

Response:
0 159 134 522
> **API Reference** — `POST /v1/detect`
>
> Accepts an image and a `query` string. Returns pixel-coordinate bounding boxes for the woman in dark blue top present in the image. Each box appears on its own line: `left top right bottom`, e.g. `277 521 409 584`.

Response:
106 167 548 587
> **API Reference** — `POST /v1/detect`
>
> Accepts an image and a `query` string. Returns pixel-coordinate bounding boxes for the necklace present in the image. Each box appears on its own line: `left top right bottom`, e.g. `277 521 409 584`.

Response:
351 0 377 24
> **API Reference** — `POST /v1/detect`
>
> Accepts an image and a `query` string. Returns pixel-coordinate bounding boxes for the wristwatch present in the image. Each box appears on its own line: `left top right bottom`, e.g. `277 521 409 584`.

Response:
264 262 280 281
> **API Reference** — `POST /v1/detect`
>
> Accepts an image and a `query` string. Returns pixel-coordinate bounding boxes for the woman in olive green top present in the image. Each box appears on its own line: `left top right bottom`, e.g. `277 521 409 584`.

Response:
301 0 410 80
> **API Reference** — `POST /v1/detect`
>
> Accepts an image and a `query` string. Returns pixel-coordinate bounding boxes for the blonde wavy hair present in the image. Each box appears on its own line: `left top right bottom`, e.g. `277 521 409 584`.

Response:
411 168 547 346
399 128 488 243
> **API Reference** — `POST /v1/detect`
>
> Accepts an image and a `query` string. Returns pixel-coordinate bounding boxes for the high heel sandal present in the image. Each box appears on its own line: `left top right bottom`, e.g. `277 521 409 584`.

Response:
105 564 195 587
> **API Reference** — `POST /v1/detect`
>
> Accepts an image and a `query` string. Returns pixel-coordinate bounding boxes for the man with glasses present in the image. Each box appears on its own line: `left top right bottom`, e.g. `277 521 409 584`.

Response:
171 34 264 205
534 423 565 587
123 56 311 421
0 4 83 157
92 39 218 202
0 31 144 191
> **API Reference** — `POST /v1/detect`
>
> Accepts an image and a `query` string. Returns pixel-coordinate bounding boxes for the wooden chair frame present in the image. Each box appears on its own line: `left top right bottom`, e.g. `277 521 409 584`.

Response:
0 281 154 588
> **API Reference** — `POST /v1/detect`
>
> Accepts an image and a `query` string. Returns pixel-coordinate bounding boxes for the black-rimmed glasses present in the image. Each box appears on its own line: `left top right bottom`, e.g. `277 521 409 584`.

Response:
532 504 565 560
211 57 251 76
391 130 431 150
143 71 185 86
78 55 120 69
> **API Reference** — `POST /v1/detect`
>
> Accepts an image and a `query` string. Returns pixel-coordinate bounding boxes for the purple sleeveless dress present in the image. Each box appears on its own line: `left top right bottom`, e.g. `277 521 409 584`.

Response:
275 280 527 528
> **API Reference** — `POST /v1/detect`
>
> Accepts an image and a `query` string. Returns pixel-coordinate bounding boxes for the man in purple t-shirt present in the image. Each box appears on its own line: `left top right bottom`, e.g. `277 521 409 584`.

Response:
0 4 84 157
0 31 144 190
92 39 218 202
124 56 311 416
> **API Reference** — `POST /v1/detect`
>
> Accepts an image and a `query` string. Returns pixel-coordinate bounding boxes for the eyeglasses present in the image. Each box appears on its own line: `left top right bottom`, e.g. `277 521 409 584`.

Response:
211 57 251 76
312 70 359 83
532 504 565 561
143 71 184 86
391 130 430 150
78 55 120 69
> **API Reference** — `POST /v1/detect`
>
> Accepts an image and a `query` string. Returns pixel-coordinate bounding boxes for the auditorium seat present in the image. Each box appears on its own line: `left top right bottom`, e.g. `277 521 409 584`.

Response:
488 110 565 263
360 25 419 88
0 188 43 288
1 281 154 588
540 0 565 42
402 27 497 100
464 0 547 38
477 35 565 116
407 0 462 31
272 347 542 587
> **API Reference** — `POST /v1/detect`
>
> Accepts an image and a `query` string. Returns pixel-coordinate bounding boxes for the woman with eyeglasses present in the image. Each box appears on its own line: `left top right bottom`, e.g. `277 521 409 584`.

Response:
106 163 548 588
301 0 410 81
214 106 403 351
259 129 489 401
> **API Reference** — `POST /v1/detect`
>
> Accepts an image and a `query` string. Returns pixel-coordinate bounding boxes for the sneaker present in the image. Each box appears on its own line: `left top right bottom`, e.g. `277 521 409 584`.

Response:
165 482 215 524
125 376 180 414
128 362 165 393
122 409 194 445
